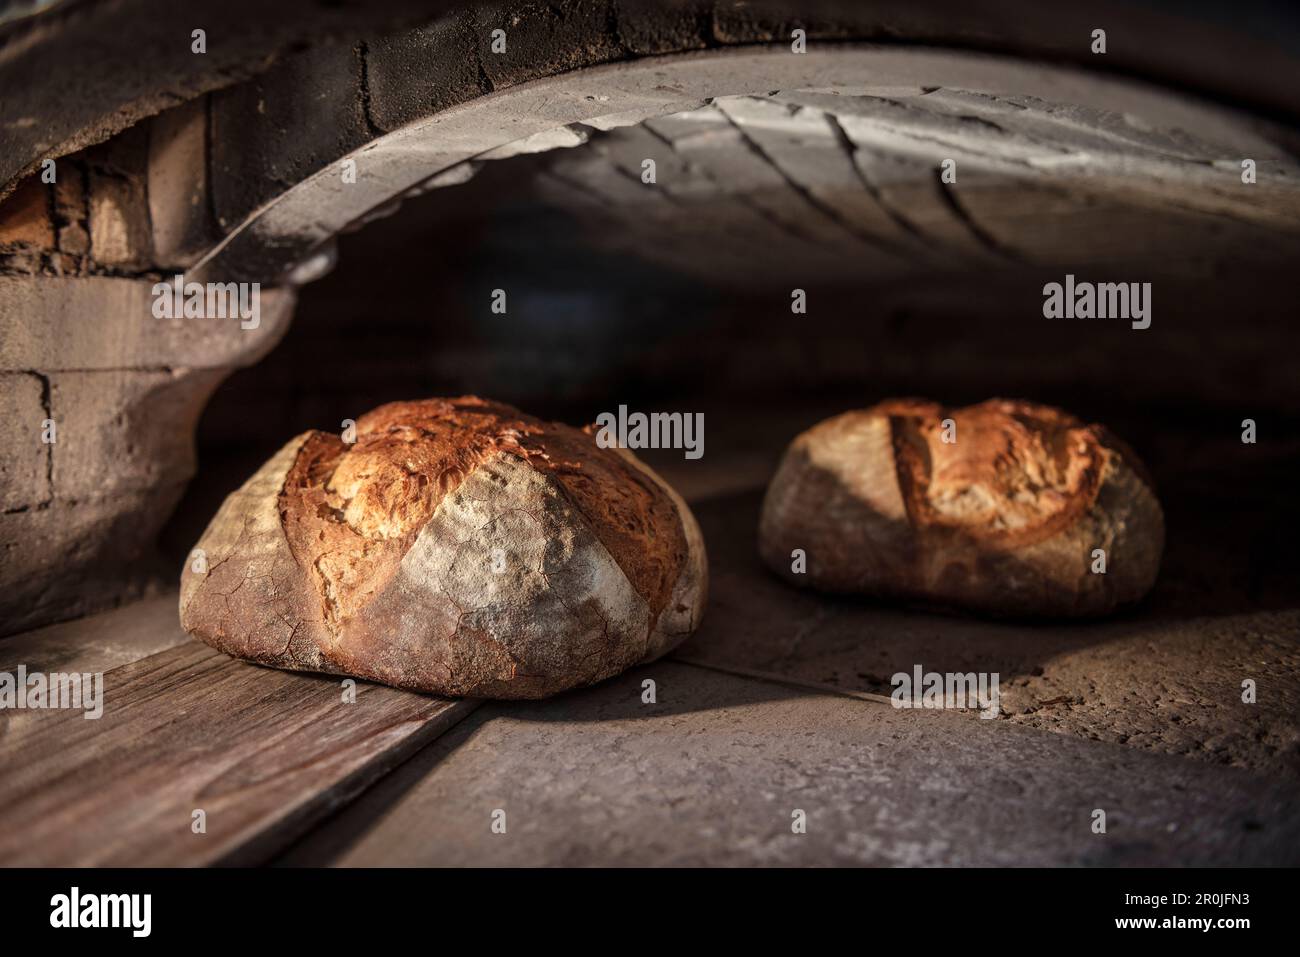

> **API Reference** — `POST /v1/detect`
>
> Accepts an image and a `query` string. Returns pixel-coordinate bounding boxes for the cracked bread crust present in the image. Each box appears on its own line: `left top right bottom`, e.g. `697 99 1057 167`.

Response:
180 396 707 698
758 398 1164 618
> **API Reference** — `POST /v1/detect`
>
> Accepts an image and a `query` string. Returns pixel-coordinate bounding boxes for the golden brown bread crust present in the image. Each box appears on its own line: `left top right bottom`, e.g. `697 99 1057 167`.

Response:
758 398 1164 617
277 397 688 638
181 396 706 698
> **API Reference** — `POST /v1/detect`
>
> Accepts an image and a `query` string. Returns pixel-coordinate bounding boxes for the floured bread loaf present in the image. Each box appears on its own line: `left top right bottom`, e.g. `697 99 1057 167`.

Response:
758 398 1163 617
180 396 707 698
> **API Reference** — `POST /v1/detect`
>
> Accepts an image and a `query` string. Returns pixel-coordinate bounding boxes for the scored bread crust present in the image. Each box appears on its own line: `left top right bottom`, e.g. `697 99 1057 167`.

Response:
180 396 707 698
758 398 1164 617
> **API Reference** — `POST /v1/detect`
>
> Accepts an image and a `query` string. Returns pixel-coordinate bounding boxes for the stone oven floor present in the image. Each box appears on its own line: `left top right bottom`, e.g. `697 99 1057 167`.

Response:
2 482 1297 866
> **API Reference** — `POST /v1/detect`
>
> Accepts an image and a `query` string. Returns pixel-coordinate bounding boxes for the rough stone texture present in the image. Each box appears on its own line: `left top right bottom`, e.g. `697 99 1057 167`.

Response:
0 484 187 636
82 124 154 270
0 277 297 636
364 15 487 133
0 371 50 512
282 662 1300 866
0 0 453 201
1 332 228 635
683 489 1300 778
0 174 53 248
49 368 227 500
759 399 1164 617
3 5 1299 280
0 276 295 370
543 92 1300 284
470 0 625 92
9 0 1300 206
714 95 931 264
86 170 150 268
189 42 1300 284
53 168 90 262
209 44 372 233
146 97 217 268
180 397 707 698
0 163 93 277
612 0 710 56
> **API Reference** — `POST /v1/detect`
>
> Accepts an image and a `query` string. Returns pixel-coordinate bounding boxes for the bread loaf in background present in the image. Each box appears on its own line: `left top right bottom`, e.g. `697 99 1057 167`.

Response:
758 398 1164 617
180 396 707 698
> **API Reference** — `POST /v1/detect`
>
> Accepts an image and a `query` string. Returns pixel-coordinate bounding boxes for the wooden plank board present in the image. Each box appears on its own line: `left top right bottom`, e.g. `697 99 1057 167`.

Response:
0 641 478 865
0 594 189 676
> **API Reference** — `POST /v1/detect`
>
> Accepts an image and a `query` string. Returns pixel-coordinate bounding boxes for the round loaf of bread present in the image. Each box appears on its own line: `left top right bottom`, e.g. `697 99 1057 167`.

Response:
758 398 1163 617
180 396 707 698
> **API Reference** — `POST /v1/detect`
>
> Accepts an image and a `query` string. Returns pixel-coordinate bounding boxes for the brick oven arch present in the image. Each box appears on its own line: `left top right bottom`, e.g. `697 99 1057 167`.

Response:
4 0 1300 634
